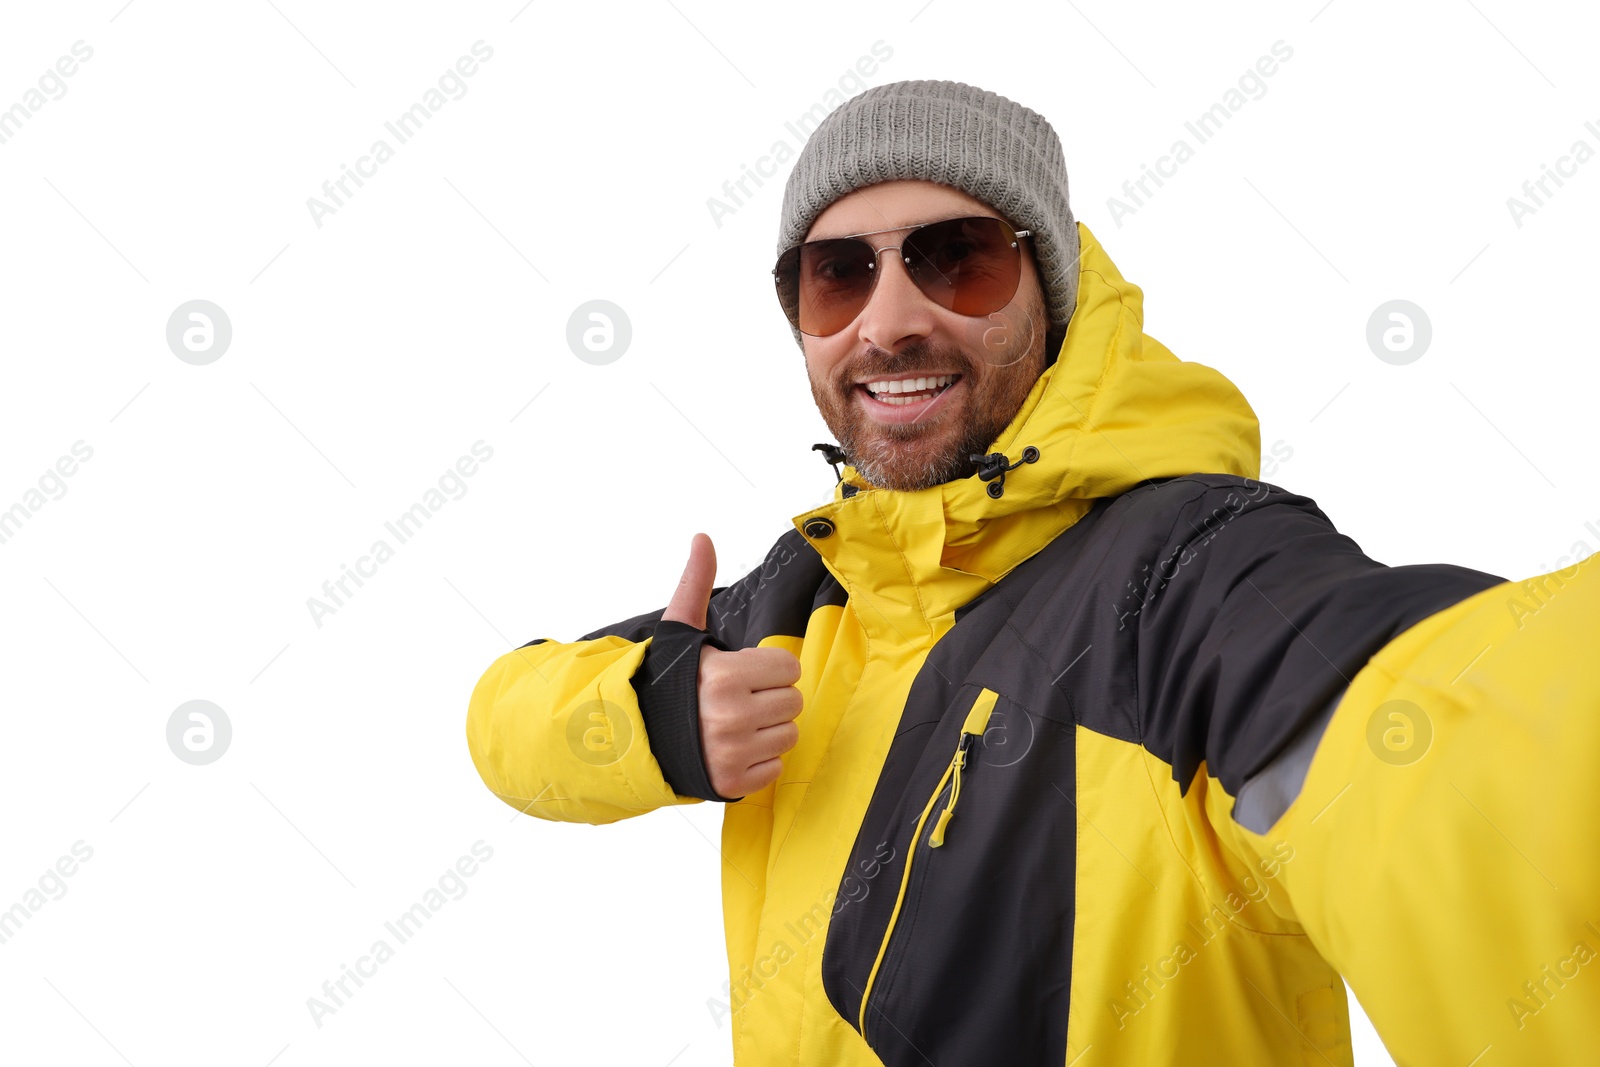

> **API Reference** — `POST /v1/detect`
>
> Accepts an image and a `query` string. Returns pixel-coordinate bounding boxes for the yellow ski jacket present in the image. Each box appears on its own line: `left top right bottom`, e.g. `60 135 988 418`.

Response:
466 222 1600 1065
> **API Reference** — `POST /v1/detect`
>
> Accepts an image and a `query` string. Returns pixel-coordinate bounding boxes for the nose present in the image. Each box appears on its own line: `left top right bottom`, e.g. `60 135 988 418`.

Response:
853 244 938 352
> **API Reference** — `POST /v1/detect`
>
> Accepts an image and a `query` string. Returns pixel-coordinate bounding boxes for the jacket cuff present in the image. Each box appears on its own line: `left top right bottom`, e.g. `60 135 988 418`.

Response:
632 619 743 802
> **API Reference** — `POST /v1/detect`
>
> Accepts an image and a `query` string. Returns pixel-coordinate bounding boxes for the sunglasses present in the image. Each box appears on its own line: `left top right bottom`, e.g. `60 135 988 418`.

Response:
772 215 1033 337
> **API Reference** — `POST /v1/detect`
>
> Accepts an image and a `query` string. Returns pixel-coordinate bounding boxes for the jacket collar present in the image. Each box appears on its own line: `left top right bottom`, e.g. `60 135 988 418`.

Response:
791 222 1261 644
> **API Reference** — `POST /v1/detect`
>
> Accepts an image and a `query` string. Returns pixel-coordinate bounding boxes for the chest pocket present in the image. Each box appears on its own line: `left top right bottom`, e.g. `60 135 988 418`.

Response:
821 683 1078 1066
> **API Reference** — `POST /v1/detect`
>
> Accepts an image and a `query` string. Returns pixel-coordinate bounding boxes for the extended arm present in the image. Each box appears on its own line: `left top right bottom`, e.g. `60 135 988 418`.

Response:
1134 478 1600 1061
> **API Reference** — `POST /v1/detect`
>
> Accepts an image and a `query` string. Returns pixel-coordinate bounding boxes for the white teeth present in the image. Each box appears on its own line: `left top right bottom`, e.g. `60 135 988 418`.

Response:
865 374 955 398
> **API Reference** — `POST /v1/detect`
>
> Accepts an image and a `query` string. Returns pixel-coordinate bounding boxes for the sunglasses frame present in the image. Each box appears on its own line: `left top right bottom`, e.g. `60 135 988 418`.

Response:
772 215 1033 338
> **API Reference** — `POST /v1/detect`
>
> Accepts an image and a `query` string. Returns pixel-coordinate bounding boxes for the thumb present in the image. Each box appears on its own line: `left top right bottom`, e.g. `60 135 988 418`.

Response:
660 532 716 630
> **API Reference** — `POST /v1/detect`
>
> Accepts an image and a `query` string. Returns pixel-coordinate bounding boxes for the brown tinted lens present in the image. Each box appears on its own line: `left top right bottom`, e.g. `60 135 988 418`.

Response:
773 245 805 331
779 237 878 336
902 216 1022 316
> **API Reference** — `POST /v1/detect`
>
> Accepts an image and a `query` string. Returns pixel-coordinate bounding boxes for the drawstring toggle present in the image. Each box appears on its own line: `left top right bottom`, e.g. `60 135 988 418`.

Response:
969 446 1040 498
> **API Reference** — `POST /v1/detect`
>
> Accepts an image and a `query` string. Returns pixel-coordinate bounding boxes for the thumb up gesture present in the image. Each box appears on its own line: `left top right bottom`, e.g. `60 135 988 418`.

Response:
661 533 804 798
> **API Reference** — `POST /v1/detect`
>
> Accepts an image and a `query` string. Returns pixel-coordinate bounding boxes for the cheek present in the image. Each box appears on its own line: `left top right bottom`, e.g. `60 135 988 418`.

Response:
968 309 1036 365
806 339 854 382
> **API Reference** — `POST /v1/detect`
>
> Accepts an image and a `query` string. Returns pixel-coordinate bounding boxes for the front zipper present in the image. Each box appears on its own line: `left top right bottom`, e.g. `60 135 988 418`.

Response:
857 687 1001 1038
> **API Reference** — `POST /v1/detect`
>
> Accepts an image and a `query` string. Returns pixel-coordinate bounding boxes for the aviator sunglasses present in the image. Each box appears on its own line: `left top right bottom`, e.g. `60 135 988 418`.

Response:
772 215 1033 337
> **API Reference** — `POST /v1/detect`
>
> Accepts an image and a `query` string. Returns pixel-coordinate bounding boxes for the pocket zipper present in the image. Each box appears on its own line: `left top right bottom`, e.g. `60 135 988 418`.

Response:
857 687 1001 1037
929 690 999 846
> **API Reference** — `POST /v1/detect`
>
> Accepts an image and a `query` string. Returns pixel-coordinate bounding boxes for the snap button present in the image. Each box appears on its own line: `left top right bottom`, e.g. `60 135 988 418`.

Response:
803 517 836 539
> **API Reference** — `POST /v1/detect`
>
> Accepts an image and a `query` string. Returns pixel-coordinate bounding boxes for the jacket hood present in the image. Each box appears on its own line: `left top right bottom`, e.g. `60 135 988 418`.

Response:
791 221 1261 640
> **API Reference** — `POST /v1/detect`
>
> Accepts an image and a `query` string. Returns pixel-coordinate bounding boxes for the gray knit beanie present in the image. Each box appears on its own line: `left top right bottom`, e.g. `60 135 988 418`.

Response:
776 79 1078 352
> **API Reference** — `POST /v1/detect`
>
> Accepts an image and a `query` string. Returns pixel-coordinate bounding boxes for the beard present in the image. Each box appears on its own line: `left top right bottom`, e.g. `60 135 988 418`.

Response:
808 334 1044 493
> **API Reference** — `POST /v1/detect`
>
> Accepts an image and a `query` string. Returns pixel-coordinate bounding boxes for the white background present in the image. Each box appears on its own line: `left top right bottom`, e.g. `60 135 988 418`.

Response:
1 1 1595 1064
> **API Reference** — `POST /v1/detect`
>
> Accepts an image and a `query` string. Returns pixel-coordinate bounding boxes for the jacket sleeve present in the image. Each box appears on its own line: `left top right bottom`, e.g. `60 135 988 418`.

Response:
1134 476 1600 1062
465 532 810 824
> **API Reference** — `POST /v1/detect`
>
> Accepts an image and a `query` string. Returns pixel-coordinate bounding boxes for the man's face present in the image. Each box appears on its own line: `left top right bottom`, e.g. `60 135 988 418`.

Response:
800 179 1049 493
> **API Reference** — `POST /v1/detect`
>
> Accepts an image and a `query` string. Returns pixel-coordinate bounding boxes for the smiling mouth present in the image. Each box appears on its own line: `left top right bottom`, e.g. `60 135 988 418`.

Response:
855 373 962 407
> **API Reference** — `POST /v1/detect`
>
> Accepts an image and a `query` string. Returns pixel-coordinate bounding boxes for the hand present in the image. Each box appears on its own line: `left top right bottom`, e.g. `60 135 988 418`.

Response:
660 532 803 798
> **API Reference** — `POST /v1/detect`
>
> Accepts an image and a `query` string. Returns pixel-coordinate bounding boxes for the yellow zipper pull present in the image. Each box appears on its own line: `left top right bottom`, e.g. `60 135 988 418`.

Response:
928 739 969 847
928 688 999 849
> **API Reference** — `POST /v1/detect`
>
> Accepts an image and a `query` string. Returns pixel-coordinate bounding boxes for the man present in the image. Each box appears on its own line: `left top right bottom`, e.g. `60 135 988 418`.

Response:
466 80 1599 1065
